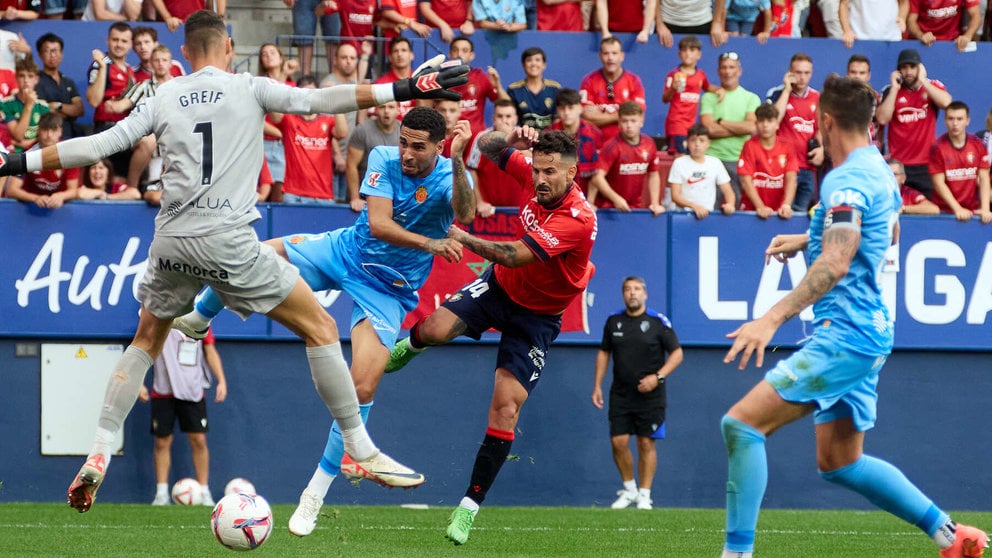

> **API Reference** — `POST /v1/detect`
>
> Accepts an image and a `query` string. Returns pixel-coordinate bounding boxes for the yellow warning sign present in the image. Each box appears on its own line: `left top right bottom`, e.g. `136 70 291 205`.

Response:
75 347 88 359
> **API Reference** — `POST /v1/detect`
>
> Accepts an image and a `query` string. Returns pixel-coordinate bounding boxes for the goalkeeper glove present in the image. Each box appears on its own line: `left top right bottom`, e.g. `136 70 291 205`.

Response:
0 150 26 177
393 54 470 103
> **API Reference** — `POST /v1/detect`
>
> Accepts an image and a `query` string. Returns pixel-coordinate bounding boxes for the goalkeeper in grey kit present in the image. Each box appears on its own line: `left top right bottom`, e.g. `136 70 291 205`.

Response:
0 10 469 514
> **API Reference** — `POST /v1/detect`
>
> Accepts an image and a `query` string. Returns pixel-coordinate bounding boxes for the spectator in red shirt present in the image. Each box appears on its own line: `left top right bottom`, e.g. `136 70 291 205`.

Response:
766 52 823 212
588 101 664 215
274 75 349 204
448 37 509 135
908 0 980 51
466 98 530 215
132 27 185 83
551 88 603 193
150 0 226 32
0 0 40 20
378 0 433 39
737 103 797 219
876 48 952 199
6 112 79 208
845 54 884 152
328 0 377 49
596 0 658 42
537 0 586 30
579 37 646 142
78 157 142 201
887 158 939 215
374 36 417 119
929 101 992 222
662 35 721 155
420 0 475 42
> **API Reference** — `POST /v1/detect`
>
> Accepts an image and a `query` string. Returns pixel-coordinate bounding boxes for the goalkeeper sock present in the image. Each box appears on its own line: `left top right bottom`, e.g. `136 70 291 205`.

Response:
317 402 373 482
463 427 513 506
819 454 949 539
93 345 154 459
192 287 226 323
722 415 767 554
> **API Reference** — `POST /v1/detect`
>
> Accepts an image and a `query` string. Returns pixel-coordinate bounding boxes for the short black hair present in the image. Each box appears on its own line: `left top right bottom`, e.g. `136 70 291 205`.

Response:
521 46 545 65
847 53 870 69
389 36 412 54
555 88 581 107
755 103 778 121
35 32 63 54
687 124 709 138
108 22 132 37
533 130 577 162
946 100 970 116
297 74 319 88
402 106 447 143
451 36 474 52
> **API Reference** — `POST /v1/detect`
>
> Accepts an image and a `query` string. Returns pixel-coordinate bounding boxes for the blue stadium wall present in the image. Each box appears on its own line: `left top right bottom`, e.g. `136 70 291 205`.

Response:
1 201 989 509
0 23 989 509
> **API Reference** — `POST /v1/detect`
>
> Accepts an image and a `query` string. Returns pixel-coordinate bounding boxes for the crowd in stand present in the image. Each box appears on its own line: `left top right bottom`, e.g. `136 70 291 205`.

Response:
0 0 989 222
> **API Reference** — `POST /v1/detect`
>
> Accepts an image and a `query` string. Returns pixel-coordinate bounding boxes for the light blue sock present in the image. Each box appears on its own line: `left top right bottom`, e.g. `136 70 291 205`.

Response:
722 415 767 553
318 402 373 476
819 454 949 536
194 287 226 319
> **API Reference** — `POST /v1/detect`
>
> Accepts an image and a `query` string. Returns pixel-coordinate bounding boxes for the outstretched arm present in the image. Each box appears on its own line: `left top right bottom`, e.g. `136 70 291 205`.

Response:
477 125 539 164
446 226 537 268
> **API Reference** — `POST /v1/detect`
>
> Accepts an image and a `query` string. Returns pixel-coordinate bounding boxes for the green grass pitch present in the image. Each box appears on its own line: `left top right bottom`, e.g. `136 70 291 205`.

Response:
1 503 988 557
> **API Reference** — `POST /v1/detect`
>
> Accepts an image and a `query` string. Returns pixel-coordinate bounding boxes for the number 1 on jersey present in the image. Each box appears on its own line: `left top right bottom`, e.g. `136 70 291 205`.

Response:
193 122 214 185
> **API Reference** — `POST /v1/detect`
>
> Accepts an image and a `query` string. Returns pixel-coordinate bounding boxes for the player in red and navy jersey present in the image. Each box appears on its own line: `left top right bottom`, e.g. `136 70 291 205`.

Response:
579 37 646 142
876 48 952 199
765 53 822 212
385 126 596 546
928 101 992 222
588 101 664 214
737 103 798 218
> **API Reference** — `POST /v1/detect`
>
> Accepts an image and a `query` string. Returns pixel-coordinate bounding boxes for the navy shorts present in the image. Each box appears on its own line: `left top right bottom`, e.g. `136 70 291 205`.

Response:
442 268 562 393
151 397 208 436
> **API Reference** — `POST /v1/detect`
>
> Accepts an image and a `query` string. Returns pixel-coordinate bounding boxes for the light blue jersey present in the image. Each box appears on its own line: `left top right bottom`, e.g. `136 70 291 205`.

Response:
807 146 900 356
346 145 456 290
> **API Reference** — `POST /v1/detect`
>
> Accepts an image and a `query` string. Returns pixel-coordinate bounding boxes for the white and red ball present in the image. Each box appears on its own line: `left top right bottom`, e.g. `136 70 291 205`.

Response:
211 492 273 551
171 477 203 506
224 477 256 496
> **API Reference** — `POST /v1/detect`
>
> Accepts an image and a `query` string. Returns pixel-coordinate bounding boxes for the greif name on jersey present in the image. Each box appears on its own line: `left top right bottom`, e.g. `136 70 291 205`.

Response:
179 90 224 107
520 205 560 248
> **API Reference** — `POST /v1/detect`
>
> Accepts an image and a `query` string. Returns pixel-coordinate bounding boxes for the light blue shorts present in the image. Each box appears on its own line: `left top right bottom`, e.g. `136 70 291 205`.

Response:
282 230 418 348
764 335 887 432
263 139 286 183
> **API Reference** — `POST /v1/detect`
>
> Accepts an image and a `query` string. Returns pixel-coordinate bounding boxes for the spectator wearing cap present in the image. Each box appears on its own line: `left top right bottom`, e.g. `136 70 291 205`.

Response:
908 0 980 51
876 48 952 199
699 51 760 209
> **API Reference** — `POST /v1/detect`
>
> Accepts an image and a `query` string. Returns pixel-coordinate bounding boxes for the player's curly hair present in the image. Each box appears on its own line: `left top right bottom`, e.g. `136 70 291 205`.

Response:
402 107 446 143
533 130 577 162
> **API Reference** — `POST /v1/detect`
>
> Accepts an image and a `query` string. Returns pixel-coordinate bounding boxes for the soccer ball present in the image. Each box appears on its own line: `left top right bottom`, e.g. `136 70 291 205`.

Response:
224 477 256 496
171 477 203 506
211 492 273 551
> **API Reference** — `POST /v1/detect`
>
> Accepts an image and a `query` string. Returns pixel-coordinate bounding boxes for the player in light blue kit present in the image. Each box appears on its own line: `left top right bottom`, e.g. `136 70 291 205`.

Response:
174 107 476 536
720 74 987 558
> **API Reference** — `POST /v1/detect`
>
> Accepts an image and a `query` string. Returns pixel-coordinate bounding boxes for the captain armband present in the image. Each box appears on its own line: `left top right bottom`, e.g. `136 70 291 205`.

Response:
823 204 863 232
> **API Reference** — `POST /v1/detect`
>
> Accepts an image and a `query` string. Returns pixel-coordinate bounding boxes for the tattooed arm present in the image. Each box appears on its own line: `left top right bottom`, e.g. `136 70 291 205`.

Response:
723 225 860 369
447 226 538 268
448 120 478 225
477 125 540 165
